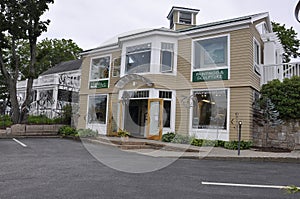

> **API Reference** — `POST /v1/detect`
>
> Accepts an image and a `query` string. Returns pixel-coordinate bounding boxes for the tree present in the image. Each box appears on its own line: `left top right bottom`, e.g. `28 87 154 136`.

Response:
260 76 300 120
19 38 83 79
272 22 300 63
0 0 54 124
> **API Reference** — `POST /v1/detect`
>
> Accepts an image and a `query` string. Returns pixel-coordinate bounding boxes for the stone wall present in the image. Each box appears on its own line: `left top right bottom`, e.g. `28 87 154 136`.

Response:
253 118 300 150
0 124 64 138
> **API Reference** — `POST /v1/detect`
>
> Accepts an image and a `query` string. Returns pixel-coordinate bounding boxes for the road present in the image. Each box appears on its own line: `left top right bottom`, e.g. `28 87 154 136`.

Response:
0 138 299 199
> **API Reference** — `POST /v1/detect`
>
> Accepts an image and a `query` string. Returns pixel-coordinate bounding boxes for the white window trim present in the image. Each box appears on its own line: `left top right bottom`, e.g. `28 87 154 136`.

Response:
86 94 109 135
191 34 231 81
253 38 261 76
189 88 230 141
89 54 112 89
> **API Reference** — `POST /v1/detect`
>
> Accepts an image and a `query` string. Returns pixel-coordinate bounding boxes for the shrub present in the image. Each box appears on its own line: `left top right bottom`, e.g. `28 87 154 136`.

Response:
224 141 252 150
162 132 176 142
27 115 55 124
0 115 12 129
58 126 77 136
191 138 203 146
77 129 98 138
171 134 193 144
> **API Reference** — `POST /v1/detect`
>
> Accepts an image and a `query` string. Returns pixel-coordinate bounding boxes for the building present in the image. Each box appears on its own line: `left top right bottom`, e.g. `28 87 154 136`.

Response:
77 6 283 141
17 59 82 119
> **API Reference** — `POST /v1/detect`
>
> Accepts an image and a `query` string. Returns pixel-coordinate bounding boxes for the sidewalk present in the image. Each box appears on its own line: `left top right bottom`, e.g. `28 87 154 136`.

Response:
83 136 300 163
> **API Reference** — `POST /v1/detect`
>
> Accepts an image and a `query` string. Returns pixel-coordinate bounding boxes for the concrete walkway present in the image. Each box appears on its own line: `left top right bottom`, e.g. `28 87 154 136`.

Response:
83 136 300 162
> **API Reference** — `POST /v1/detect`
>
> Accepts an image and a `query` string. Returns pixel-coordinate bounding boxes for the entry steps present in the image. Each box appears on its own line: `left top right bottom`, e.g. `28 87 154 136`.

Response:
83 136 200 152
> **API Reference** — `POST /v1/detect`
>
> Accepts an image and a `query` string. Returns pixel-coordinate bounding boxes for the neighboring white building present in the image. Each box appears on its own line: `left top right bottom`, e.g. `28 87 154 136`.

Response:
17 59 82 118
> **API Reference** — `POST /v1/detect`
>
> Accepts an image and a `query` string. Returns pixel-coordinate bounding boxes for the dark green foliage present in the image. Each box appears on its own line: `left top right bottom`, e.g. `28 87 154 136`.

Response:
190 139 226 147
27 115 54 124
224 141 252 150
58 126 77 136
162 132 176 142
260 76 300 120
190 138 203 146
77 129 98 138
272 22 300 63
0 115 12 129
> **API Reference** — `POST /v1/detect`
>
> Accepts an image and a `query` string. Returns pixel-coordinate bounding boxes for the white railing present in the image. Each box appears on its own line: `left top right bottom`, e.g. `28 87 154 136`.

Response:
261 62 300 85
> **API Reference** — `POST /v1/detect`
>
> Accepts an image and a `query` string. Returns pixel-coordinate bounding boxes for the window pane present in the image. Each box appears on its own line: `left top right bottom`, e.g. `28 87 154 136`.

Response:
163 100 171 128
192 90 227 130
90 56 110 80
88 95 107 124
180 12 192 24
194 36 228 69
126 51 151 74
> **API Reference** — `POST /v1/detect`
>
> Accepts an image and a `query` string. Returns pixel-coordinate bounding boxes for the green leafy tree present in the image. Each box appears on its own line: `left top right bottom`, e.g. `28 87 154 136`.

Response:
0 0 54 123
260 76 300 120
272 22 300 63
19 38 82 79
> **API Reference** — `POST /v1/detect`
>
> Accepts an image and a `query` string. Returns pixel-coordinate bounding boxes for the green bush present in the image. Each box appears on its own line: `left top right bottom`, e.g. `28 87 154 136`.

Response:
171 134 193 144
191 139 226 147
27 115 55 124
191 138 203 146
0 115 13 129
224 141 252 150
162 132 176 142
77 129 98 138
58 126 77 136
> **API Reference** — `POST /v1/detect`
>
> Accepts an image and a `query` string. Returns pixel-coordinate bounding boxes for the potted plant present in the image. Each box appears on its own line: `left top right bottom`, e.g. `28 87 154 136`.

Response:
117 129 130 141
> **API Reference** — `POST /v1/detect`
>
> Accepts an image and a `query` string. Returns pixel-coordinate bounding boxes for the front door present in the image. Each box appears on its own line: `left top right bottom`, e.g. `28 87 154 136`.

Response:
146 99 163 140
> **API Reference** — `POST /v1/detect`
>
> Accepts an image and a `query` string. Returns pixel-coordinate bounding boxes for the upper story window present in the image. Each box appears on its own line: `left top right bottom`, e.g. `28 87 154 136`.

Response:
160 43 174 72
179 12 192 24
112 57 121 77
254 39 261 75
125 43 151 74
193 36 229 70
90 56 110 80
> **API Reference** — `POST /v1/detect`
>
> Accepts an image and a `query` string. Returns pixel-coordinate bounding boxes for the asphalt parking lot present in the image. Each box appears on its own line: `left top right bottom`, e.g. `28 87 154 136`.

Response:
0 138 299 199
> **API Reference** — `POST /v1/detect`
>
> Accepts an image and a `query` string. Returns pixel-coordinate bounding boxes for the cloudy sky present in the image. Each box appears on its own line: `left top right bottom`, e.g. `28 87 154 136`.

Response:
40 0 300 50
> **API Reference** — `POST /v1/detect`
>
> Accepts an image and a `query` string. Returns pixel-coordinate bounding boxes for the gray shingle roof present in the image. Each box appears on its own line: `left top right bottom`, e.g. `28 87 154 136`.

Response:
41 59 82 76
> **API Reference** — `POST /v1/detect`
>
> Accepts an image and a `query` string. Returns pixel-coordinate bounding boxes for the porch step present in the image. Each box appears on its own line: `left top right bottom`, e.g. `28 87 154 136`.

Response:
87 136 201 152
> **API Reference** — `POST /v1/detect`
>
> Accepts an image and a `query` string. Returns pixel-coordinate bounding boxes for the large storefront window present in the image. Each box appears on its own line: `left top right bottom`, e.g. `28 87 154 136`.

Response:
90 56 110 80
194 36 228 69
125 43 151 74
88 95 107 124
192 90 228 130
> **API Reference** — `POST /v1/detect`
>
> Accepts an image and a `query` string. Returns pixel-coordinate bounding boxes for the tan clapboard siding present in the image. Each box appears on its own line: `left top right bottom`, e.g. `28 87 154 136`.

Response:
77 94 88 129
177 38 192 81
79 57 91 95
175 89 190 135
229 29 253 86
229 87 253 141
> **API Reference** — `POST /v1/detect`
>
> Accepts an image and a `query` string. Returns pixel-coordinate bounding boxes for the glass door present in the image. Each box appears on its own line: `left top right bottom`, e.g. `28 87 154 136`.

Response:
146 99 163 140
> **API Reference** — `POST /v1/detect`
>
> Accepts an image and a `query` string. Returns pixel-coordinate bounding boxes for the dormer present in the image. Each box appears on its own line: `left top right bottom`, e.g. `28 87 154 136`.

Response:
167 6 200 30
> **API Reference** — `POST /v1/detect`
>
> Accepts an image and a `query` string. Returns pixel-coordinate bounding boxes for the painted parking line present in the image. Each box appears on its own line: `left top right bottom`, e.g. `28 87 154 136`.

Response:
201 181 299 190
12 138 27 148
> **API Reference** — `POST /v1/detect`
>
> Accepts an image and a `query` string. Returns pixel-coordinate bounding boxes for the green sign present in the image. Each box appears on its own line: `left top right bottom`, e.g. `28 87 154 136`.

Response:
89 80 109 89
192 69 228 82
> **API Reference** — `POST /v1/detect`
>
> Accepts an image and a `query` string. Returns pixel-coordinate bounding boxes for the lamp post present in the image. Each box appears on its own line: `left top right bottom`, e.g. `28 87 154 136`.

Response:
238 121 242 156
